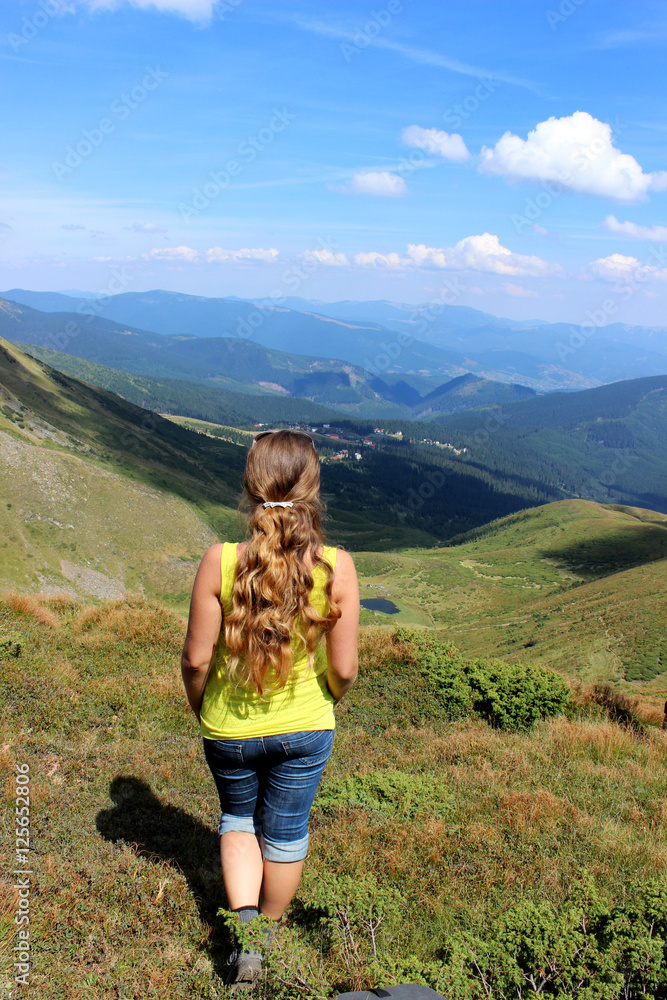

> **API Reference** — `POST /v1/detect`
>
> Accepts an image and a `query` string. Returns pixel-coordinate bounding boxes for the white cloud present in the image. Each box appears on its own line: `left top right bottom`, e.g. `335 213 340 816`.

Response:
402 125 470 163
61 223 87 231
593 253 667 282
301 248 349 266
144 245 199 261
601 215 667 241
479 111 667 203
533 224 549 236
351 234 558 277
125 222 168 234
92 255 137 262
77 0 218 22
353 251 406 269
407 233 560 276
347 171 407 197
205 247 279 263
503 282 537 298
588 252 667 283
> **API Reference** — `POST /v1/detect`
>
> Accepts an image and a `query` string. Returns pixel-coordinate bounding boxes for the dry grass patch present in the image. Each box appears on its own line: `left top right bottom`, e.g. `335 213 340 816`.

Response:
547 716 641 757
498 789 575 833
73 598 184 652
1 590 60 628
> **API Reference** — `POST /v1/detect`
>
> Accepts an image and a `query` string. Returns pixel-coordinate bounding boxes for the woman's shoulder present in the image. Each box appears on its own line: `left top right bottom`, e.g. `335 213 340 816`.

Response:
200 542 224 566
330 546 355 571
329 547 356 586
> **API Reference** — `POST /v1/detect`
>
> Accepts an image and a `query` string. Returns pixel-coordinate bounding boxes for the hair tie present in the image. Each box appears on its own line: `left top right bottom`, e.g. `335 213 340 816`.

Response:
262 501 294 509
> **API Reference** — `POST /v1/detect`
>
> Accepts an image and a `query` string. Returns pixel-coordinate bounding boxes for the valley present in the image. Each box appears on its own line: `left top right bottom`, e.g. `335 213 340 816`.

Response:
1 334 665 701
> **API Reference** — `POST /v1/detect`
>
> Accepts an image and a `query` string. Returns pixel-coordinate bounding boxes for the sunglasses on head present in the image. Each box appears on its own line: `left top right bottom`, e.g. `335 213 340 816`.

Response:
251 429 316 448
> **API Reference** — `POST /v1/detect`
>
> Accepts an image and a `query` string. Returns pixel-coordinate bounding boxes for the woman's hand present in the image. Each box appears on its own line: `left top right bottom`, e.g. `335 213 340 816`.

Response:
181 543 224 720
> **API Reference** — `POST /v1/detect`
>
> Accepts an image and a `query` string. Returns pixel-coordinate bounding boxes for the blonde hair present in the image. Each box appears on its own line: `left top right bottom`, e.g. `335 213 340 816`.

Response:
224 430 341 694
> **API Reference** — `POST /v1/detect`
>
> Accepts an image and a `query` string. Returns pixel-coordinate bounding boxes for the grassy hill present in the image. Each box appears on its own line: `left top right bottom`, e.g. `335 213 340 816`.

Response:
0 340 442 601
13 342 341 425
355 500 667 690
1 594 665 998
2 338 570 573
2 336 667 689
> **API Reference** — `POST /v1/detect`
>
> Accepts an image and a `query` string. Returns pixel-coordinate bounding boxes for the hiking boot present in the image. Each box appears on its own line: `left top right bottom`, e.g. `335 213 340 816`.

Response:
225 946 263 986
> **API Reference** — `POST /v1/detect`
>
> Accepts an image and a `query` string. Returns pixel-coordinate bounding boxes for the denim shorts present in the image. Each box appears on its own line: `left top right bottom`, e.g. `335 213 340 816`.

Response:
203 729 335 863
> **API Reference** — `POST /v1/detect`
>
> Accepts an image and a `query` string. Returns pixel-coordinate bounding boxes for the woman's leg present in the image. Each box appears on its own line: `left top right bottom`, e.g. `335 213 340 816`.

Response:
259 859 304 919
220 831 263 909
203 738 264 908
258 730 335 919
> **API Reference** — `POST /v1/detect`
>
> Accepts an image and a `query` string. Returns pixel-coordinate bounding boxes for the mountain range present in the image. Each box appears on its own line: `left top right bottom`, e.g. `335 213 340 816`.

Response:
0 296 535 418
4 287 667 393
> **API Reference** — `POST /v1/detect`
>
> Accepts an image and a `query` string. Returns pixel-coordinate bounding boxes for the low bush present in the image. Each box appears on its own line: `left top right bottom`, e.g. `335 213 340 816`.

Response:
394 627 572 730
0 627 23 658
435 878 667 999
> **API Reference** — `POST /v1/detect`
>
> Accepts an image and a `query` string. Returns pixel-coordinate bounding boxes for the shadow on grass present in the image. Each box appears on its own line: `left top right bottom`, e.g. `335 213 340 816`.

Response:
541 523 667 578
96 775 232 979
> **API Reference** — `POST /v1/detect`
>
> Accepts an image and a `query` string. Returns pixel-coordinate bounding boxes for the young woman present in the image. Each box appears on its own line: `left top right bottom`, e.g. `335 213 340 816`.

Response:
181 429 359 985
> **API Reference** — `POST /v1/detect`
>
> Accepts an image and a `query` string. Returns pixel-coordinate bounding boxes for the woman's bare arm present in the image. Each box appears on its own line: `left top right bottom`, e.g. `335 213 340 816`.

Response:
181 543 223 720
326 548 360 703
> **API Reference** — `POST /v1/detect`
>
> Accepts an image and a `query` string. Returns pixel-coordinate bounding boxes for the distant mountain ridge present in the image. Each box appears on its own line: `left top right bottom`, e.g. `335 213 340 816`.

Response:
5 287 666 392
0 297 536 419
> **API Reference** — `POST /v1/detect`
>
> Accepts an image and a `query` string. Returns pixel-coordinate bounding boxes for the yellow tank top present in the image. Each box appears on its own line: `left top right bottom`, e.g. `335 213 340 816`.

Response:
199 543 337 739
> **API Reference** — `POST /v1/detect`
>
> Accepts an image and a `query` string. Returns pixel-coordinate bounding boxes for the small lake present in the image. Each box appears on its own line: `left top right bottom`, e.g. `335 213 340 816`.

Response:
360 598 400 615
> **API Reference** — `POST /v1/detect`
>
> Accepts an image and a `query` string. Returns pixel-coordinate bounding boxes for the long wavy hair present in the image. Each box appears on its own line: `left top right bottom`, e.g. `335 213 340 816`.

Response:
223 430 341 694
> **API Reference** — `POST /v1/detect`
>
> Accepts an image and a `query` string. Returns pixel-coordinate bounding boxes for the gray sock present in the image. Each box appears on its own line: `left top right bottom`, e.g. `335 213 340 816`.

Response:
234 905 259 924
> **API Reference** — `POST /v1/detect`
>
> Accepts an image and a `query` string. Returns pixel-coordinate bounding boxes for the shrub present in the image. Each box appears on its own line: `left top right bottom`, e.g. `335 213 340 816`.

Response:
0 629 23 658
436 878 667 999
393 627 571 730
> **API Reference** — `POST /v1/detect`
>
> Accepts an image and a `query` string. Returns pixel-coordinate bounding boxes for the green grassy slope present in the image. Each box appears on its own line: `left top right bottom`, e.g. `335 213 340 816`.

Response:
13 342 341 424
1 597 665 998
0 341 443 602
355 499 667 689
437 375 667 511
1 338 565 557
0 336 245 516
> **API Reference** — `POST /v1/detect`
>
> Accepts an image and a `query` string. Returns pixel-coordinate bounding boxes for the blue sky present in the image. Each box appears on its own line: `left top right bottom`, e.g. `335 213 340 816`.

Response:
2 0 667 324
